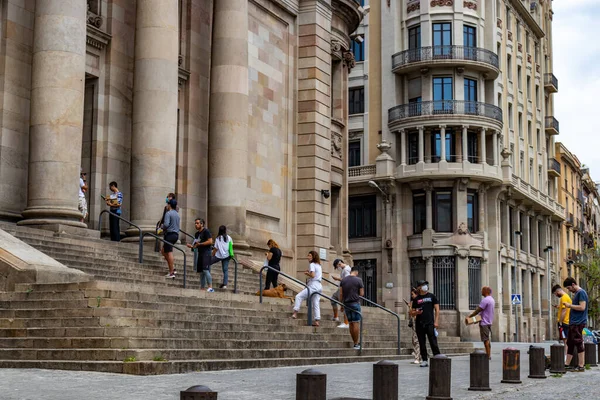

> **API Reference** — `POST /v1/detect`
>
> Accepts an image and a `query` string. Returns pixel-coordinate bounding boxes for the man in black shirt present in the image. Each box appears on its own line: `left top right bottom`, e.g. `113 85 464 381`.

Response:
410 279 441 367
339 267 365 350
187 218 214 292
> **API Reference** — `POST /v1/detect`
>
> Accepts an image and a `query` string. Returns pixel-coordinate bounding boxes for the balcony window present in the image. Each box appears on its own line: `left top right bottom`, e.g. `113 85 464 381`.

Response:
463 25 477 59
408 96 422 117
348 140 361 167
349 195 376 238
351 40 364 62
536 129 540 148
508 103 513 128
413 192 426 234
408 131 419 164
517 66 522 90
526 76 531 98
464 78 477 113
507 54 512 80
433 23 452 57
349 87 364 115
434 190 453 233
467 131 478 163
527 121 532 144
529 159 534 185
536 85 540 104
509 207 515 246
431 129 456 162
409 25 421 50
518 112 523 137
506 7 511 30
520 152 525 179
519 212 525 249
467 190 479 232
433 77 453 113
516 22 521 42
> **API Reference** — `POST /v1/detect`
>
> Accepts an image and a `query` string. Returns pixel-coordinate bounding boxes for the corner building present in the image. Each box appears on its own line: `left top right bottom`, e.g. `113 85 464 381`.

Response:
348 0 564 342
0 0 363 278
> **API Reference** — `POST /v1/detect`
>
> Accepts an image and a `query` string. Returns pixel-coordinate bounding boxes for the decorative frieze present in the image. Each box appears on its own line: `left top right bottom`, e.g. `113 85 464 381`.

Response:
430 0 453 7
463 0 477 10
343 50 356 71
331 132 343 159
407 1 420 13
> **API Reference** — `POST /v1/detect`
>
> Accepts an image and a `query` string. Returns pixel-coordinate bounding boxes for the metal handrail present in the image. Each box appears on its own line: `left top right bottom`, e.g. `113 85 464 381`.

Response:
259 266 310 318
309 290 363 355
322 276 401 355
141 232 188 288
179 229 195 243
98 210 143 263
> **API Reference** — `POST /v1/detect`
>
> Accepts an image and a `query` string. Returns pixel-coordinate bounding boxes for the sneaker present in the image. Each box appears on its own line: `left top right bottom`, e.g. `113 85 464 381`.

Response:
337 323 349 329
565 365 574 370
207 288 215 293
331 317 340 322
173 270 177 275
353 344 361 350
420 361 428 368
412 360 421 364
575 366 585 373
165 273 175 278
219 284 227 289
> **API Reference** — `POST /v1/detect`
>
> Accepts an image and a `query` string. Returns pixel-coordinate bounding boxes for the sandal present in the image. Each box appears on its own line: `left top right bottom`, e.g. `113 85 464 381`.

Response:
312 321 320 327
291 314 297 319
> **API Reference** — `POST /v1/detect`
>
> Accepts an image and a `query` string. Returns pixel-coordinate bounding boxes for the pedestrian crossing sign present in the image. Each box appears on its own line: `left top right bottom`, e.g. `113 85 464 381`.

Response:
511 294 522 305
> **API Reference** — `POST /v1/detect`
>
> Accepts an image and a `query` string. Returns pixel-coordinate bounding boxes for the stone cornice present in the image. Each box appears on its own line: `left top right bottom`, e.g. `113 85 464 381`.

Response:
86 25 111 50
508 0 545 39
332 0 363 36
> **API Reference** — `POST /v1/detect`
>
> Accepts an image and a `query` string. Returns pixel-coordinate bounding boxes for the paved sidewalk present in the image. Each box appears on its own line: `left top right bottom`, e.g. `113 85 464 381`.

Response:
0 342 598 399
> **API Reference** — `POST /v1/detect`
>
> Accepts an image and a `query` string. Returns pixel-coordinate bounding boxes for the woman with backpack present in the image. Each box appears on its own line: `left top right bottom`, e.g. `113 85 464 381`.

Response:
210 225 234 289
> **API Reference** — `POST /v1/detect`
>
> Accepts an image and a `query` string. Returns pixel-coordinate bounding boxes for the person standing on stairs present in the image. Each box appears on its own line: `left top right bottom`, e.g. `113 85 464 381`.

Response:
156 193 177 252
105 181 123 241
161 199 180 279
264 239 282 290
410 280 441 368
210 225 233 289
187 218 214 292
330 258 351 328
339 266 364 350
78 169 88 223
291 250 323 327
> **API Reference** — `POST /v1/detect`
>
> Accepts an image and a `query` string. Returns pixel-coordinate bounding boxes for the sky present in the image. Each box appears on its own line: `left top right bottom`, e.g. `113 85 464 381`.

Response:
552 0 600 180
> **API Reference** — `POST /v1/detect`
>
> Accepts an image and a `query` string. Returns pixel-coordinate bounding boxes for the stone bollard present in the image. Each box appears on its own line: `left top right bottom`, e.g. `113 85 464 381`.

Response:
549 344 566 374
180 385 218 400
468 349 491 391
427 354 452 400
501 348 521 384
585 343 598 367
296 369 326 400
373 360 398 400
528 346 547 379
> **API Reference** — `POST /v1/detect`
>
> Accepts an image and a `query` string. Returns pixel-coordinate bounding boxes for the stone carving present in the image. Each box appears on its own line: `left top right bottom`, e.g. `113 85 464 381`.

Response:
407 1 420 13
431 0 453 7
518 43 523 53
422 180 433 192
87 1 103 28
179 55 184 67
527 54 532 63
497 19 502 28
331 39 342 54
458 177 469 191
458 222 469 235
463 0 477 10
455 248 470 259
501 147 511 161
343 50 356 71
432 223 484 256
377 140 392 155
331 132 342 159
508 31 513 41
536 64 541 73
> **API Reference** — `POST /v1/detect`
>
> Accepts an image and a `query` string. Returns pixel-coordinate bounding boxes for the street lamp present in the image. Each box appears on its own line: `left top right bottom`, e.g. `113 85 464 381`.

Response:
543 245 553 341
513 230 522 342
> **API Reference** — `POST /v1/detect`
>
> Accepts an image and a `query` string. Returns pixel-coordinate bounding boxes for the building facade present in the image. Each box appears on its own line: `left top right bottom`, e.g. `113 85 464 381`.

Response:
0 0 363 277
348 0 565 342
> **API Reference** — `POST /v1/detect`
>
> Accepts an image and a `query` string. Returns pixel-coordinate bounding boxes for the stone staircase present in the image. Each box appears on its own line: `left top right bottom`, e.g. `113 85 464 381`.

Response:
0 223 473 374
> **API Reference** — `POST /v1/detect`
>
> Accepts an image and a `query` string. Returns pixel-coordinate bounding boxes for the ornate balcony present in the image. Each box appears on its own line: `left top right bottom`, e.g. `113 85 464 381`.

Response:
548 157 561 177
545 116 559 135
388 100 503 130
348 164 376 183
544 73 558 93
391 46 500 79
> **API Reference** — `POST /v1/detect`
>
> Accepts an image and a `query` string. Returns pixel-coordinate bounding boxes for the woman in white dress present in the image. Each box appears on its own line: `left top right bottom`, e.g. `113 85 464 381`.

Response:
291 250 323 327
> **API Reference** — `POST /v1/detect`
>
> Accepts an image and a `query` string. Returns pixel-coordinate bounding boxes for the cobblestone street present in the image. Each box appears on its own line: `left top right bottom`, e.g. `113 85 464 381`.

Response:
0 343 598 399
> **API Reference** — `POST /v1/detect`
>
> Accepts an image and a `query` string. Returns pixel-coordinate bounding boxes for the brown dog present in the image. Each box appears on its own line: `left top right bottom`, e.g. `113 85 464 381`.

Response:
256 284 294 303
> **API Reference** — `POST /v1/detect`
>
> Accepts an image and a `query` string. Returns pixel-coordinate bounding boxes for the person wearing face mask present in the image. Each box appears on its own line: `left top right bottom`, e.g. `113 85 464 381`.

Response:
410 280 440 367
466 286 495 360
156 193 177 252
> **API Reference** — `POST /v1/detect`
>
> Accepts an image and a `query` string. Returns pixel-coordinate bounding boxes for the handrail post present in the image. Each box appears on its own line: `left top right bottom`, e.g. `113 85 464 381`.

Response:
138 230 143 263
182 251 186 289
359 319 363 355
233 258 238 294
259 267 264 303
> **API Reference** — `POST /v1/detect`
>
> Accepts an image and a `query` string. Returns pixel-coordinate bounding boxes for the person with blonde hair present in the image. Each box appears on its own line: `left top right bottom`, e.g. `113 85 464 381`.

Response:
264 239 282 290
291 251 323 327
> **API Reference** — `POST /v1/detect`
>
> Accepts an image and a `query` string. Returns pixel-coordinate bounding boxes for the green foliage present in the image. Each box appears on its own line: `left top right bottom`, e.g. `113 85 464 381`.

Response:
585 364 591 370
152 355 167 362
576 249 600 324
123 356 137 362
550 373 563 378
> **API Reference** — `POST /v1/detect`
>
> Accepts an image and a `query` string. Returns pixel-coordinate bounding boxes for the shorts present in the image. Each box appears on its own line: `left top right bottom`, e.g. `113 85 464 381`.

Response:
163 232 178 253
480 324 492 342
344 302 362 323
559 323 569 340
78 196 87 219
567 323 586 354
331 289 342 307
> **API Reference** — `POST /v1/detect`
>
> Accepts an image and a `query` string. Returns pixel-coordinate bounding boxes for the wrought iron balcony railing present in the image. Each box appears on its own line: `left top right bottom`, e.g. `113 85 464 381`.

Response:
549 157 561 175
388 100 503 124
545 116 559 133
544 73 558 91
392 46 499 71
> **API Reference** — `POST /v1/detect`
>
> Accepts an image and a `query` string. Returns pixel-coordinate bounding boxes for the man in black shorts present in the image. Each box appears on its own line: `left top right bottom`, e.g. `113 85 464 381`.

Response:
187 218 214 292
339 266 364 350
161 199 180 278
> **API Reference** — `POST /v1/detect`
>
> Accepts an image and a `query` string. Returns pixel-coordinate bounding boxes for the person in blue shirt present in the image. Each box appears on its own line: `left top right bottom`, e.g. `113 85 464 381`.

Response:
105 181 123 241
563 277 588 372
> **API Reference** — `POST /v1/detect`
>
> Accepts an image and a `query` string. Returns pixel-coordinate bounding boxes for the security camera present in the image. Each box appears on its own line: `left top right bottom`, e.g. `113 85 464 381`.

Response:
321 189 330 199
352 35 364 44
362 5 371 15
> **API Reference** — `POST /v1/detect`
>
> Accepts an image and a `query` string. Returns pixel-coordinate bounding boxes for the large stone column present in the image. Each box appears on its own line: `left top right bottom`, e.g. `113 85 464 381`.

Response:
400 129 406 165
440 125 446 162
462 125 468 162
130 0 179 232
20 0 87 228
208 0 249 245
418 126 424 163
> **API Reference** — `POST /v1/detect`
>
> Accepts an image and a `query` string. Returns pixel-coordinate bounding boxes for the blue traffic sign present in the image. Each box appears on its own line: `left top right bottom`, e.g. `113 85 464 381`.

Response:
511 294 522 305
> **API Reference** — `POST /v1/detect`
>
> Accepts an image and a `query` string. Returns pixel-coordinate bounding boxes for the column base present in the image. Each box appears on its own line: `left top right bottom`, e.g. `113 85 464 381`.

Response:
16 222 99 238
19 206 86 229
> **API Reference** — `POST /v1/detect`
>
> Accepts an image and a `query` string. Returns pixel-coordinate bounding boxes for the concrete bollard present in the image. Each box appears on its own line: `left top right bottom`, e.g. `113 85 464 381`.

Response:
549 344 566 374
180 385 218 400
585 343 598 367
296 369 326 400
427 354 452 400
528 346 547 379
501 348 521 384
468 349 491 391
373 360 398 400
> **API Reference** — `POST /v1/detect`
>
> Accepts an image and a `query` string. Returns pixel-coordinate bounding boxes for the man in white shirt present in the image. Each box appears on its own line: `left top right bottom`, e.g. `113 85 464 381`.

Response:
331 259 352 328
78 169 88 223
